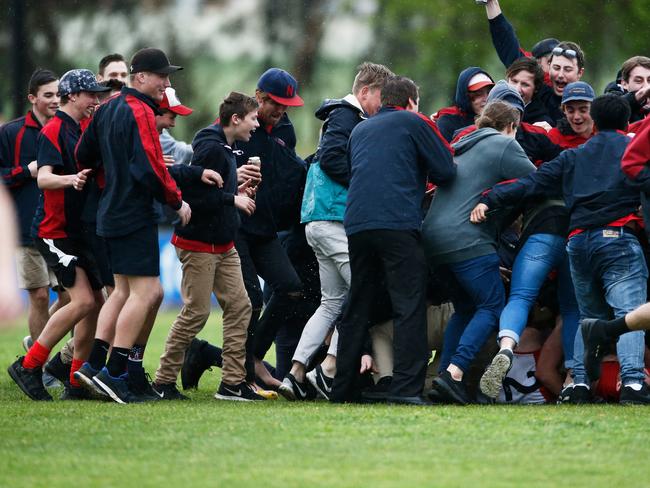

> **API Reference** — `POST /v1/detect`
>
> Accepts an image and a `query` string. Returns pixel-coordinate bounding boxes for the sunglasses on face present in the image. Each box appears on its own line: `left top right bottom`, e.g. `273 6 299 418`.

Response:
552 47 577 59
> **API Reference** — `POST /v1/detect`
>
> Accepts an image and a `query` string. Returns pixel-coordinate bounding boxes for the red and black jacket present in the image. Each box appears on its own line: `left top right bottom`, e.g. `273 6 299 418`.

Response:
0 111 43 245
32 110 86 240
75 87 182 238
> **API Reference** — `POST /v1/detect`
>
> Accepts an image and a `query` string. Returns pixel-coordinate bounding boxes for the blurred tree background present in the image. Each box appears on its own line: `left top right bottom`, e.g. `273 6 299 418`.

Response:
1 0 649 156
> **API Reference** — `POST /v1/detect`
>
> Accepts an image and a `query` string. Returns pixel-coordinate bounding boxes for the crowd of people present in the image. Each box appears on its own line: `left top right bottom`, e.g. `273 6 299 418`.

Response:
3 0 650 405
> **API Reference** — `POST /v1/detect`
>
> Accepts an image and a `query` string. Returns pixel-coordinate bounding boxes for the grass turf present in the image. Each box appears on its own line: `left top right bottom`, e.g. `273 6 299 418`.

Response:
1 310 649 488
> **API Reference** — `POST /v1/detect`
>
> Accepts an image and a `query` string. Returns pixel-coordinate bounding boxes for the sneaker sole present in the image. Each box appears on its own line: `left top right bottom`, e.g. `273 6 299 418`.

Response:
74 371 109 398
480 353 512 399
22 336 33 353
581 319 603 381
306 370 330 400
213 393 256 402
277 383 297 401
7 365 51 401
92 376 127 405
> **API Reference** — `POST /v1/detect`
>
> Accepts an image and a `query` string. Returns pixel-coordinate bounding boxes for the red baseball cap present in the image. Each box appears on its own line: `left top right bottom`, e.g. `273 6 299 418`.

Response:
467 73 495 92
159 87 193 116
257 68 304 107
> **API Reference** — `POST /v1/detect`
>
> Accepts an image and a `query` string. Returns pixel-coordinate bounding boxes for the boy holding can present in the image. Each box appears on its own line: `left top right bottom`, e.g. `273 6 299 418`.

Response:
153 92 262 401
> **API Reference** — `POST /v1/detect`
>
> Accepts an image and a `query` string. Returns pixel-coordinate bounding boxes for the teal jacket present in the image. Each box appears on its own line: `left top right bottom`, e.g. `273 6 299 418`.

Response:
301 95 365 223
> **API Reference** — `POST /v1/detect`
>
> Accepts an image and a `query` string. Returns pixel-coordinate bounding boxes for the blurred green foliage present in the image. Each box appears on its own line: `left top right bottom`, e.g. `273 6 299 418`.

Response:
1 0 649 157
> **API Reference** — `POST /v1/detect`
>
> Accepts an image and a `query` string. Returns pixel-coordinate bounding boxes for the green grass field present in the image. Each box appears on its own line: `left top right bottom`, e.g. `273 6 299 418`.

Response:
1 310 649 488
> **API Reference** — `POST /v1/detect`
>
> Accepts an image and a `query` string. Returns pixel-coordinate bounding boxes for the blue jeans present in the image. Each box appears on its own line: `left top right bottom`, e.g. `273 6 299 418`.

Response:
567 228 647 385
498 234 580 369
439 253 505 373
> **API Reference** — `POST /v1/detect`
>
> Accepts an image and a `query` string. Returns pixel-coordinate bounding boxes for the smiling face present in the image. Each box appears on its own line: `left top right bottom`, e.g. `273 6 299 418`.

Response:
507 70 536 104
156 110 177 133
622 65 650 110
255 94 287 127
133 71 171 102
563 100 593 137
28 80 60 121
233 109 260 142
550 55 583 96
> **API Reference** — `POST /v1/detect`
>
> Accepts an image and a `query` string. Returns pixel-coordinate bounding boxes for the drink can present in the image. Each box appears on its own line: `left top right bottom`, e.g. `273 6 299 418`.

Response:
248 156 261 168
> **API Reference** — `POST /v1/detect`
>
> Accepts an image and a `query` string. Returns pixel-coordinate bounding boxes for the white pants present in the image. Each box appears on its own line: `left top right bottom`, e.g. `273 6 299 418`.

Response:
292 221 350 365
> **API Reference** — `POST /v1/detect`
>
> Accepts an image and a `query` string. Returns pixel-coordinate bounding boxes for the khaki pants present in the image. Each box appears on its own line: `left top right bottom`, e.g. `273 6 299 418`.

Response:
155 247 251 385
370 303 454 390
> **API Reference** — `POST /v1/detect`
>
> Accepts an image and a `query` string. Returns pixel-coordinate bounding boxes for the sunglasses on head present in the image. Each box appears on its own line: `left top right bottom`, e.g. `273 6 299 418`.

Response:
552 47 577 59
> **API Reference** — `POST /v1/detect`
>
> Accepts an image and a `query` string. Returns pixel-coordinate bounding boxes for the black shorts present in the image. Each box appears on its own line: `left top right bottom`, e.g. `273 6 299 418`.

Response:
82 222 115 288
35 237 104 291
105 225 160 277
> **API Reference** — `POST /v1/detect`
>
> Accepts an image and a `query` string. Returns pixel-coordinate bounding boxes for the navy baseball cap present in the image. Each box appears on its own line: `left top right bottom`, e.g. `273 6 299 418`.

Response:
257 68 304 107
130 48 182 75
562 81 595 104
531 38 560 59
58 69 111 96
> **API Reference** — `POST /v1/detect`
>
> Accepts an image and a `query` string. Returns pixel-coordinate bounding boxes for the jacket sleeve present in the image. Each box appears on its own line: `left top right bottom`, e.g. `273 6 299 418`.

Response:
160 130 194 165
167 163 203 186
414 117 456 186
434 115 456 143
75 115 101 170
0 127 31 188
622 119 650 192
127 106 182 210
489 13 527 68
181 144 235 212
318 107 359 188
483 151 567 209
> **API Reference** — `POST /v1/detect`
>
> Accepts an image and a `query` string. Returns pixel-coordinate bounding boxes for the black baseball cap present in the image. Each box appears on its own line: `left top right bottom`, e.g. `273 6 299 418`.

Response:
531 38 560 59
130 48 183 75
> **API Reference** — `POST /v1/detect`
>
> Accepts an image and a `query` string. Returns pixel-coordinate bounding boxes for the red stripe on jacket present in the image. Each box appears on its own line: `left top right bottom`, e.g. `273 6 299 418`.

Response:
37 117 67 238
125 94 182 208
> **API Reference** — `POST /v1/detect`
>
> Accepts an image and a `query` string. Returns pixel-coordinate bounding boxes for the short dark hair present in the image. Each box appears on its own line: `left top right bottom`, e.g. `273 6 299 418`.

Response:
352 62 395 94
28 68 58 96
98 53 126 76
506 58 545 93
621 56 650 83
590 95 630 131
551 41 586 70
219 92 259 127
380 76 419 108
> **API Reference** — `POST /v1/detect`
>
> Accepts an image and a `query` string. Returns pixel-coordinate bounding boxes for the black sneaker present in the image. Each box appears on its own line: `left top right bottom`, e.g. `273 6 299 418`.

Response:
128 369 162 402
278 373 313 401
74 362 108 398
7 357 52 401
581 318 612 382
565 384 592 404
92 367 134 404
152 382 190 400
557 384 574 404
61 384 94 401
361 376 392 403
306 364 334 400
44 352 72 385
214 381 266 401
479 349 513 399
386 395 432 406
181 338 216 390
620 383 650 405
431 371 469 405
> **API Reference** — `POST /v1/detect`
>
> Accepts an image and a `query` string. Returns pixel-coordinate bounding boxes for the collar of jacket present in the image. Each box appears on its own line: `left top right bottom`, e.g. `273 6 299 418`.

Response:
121 86 162 115
24 110 42 129
342 94 367 119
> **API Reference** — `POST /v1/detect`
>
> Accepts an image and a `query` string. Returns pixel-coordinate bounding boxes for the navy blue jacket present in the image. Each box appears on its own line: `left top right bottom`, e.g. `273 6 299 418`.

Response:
435 67 491 142
344 107 456 236
172 123 241 246
76 87 182 238
235 113 306 237
313 96 365 187
0 111 43 245
483 131 639 232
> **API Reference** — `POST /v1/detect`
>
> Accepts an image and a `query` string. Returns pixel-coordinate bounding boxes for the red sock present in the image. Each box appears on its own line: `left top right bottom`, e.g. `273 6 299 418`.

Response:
70 358 84 387
22 341 51 369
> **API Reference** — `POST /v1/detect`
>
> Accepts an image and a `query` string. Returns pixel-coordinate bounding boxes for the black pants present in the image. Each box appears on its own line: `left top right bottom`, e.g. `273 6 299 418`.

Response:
235 231 303 381
331 229 429 402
